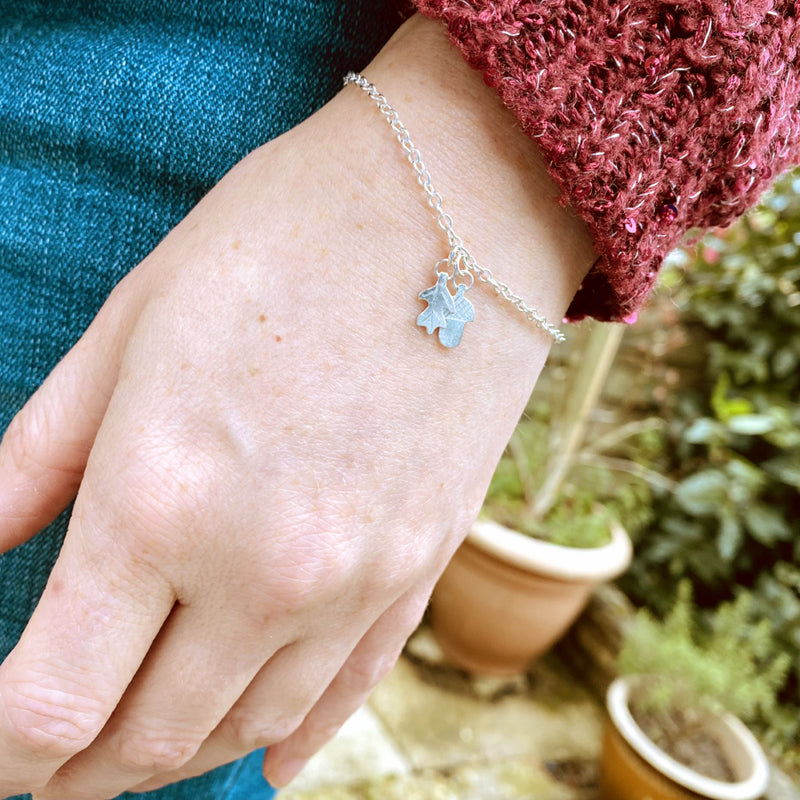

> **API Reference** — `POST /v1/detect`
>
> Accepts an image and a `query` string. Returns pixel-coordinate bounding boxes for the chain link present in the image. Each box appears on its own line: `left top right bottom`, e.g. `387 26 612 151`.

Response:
343 72 565 344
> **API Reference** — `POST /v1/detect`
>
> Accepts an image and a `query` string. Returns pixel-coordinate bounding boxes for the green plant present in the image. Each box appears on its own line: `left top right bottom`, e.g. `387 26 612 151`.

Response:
483 400 660 548
617 581 791 782
483 322 665 548
619 581 790 722
627 169 800 583
619 168 800 770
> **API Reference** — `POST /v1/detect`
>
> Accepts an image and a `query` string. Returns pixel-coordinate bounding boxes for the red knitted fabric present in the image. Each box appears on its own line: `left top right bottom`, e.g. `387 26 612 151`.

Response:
413 0 800 322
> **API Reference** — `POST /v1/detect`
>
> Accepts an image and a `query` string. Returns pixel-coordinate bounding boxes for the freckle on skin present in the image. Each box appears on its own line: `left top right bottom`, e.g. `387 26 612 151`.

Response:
258 314 267 323
232 240 242 250
248 366 261 377
275 335 282 342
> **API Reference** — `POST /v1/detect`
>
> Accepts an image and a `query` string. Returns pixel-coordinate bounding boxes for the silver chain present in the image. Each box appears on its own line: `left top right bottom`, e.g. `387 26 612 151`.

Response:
343 72 565 344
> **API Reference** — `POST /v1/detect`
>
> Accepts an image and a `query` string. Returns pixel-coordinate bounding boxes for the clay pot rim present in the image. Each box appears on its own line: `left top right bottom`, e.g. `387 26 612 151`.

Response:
467 517 632 582
606 677 770 800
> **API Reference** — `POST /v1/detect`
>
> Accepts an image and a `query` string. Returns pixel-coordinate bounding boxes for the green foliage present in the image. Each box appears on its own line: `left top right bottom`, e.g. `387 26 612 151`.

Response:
620 168 800 768
529 490 614 549
483 405 654 548
619 581 790 723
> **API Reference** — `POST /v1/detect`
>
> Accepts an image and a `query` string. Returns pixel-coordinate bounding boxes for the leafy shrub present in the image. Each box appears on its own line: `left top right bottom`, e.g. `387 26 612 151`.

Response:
620 168 800 767
619 581 789 723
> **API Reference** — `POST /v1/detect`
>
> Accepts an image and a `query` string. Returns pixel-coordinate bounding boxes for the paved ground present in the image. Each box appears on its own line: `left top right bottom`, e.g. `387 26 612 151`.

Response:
280 627 604 800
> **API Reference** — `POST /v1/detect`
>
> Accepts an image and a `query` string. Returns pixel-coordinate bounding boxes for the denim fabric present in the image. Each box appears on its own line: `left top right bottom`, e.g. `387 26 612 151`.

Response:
0 2 405 798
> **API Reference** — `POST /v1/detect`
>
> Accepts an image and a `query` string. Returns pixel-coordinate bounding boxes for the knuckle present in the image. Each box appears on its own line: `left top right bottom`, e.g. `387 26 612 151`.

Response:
263 531 354 610
100 434 225 549
111 444 195 526
395 593 430 636
1 404 55 478
221 710 305 750
355 561 402 602
0 372 95 486
342 652 397 692
301 716 342 748
2 682 106 759
364 527 430 593
111 728 202 774
1 411 37 473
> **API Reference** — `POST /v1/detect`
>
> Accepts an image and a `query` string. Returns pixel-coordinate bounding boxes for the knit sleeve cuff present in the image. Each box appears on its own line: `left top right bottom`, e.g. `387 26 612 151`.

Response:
413 0 800 322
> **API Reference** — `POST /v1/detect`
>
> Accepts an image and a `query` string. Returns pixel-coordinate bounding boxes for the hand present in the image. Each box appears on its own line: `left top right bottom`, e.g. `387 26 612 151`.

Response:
0 15 595 799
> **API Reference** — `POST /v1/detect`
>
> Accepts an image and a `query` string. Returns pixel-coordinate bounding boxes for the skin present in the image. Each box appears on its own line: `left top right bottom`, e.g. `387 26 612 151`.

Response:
0 14 596 800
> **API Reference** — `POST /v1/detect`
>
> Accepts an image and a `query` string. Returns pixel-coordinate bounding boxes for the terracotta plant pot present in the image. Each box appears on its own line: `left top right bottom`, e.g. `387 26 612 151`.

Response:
429 518 632 676
601 677 770 800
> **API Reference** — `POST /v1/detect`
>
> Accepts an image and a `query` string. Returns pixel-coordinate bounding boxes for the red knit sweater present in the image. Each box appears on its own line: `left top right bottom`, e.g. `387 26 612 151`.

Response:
413 1 800 322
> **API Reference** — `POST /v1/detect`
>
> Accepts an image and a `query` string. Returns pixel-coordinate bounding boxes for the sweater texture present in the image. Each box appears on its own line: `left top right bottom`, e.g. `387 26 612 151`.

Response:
413 0 800 321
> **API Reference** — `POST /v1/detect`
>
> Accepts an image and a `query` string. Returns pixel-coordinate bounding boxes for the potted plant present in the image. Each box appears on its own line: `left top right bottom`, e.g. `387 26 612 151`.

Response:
602 582 789 800
429 322 670 676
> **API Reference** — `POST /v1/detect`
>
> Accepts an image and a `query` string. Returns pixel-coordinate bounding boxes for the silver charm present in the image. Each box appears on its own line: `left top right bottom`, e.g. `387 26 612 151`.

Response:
417 272 455 334
438 283 474 348
344 72 566 344
417 257 475 348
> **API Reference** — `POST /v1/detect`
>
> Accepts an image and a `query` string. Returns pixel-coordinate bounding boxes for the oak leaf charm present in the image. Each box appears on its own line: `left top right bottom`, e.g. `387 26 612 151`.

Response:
417 273 474 347
417 273 456 334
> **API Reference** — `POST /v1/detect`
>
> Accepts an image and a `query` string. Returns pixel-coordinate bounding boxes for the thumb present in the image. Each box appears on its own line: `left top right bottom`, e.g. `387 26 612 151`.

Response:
0 291 130 553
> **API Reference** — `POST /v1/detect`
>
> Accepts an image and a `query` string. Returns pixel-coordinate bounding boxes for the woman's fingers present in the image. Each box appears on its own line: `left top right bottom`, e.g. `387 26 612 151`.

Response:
133 589 430 795
0 291 129 553
128 635 364 794
34 597 285 800
0 485 175 798
262 590 429 787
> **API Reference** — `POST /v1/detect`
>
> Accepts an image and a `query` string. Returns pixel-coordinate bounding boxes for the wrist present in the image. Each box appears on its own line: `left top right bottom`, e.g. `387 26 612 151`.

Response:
362 16 597 339
247 13 597 434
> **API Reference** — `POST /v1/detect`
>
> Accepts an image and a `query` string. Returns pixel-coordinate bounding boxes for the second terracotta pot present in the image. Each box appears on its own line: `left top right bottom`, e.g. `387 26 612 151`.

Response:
429 518 632 676
600 678 770 800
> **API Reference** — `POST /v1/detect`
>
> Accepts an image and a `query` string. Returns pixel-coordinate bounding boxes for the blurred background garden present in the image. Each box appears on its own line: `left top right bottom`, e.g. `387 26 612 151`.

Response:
483 164 800 781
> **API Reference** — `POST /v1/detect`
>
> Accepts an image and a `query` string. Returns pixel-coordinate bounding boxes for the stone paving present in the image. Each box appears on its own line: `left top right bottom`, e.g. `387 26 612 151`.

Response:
281 627 604 800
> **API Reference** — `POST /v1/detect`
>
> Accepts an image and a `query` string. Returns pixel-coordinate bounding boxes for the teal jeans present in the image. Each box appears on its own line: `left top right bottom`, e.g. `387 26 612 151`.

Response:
0 2 405 797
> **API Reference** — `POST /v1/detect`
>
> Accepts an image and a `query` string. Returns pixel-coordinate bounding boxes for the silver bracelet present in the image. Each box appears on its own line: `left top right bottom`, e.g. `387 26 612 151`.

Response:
343 72 565 346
